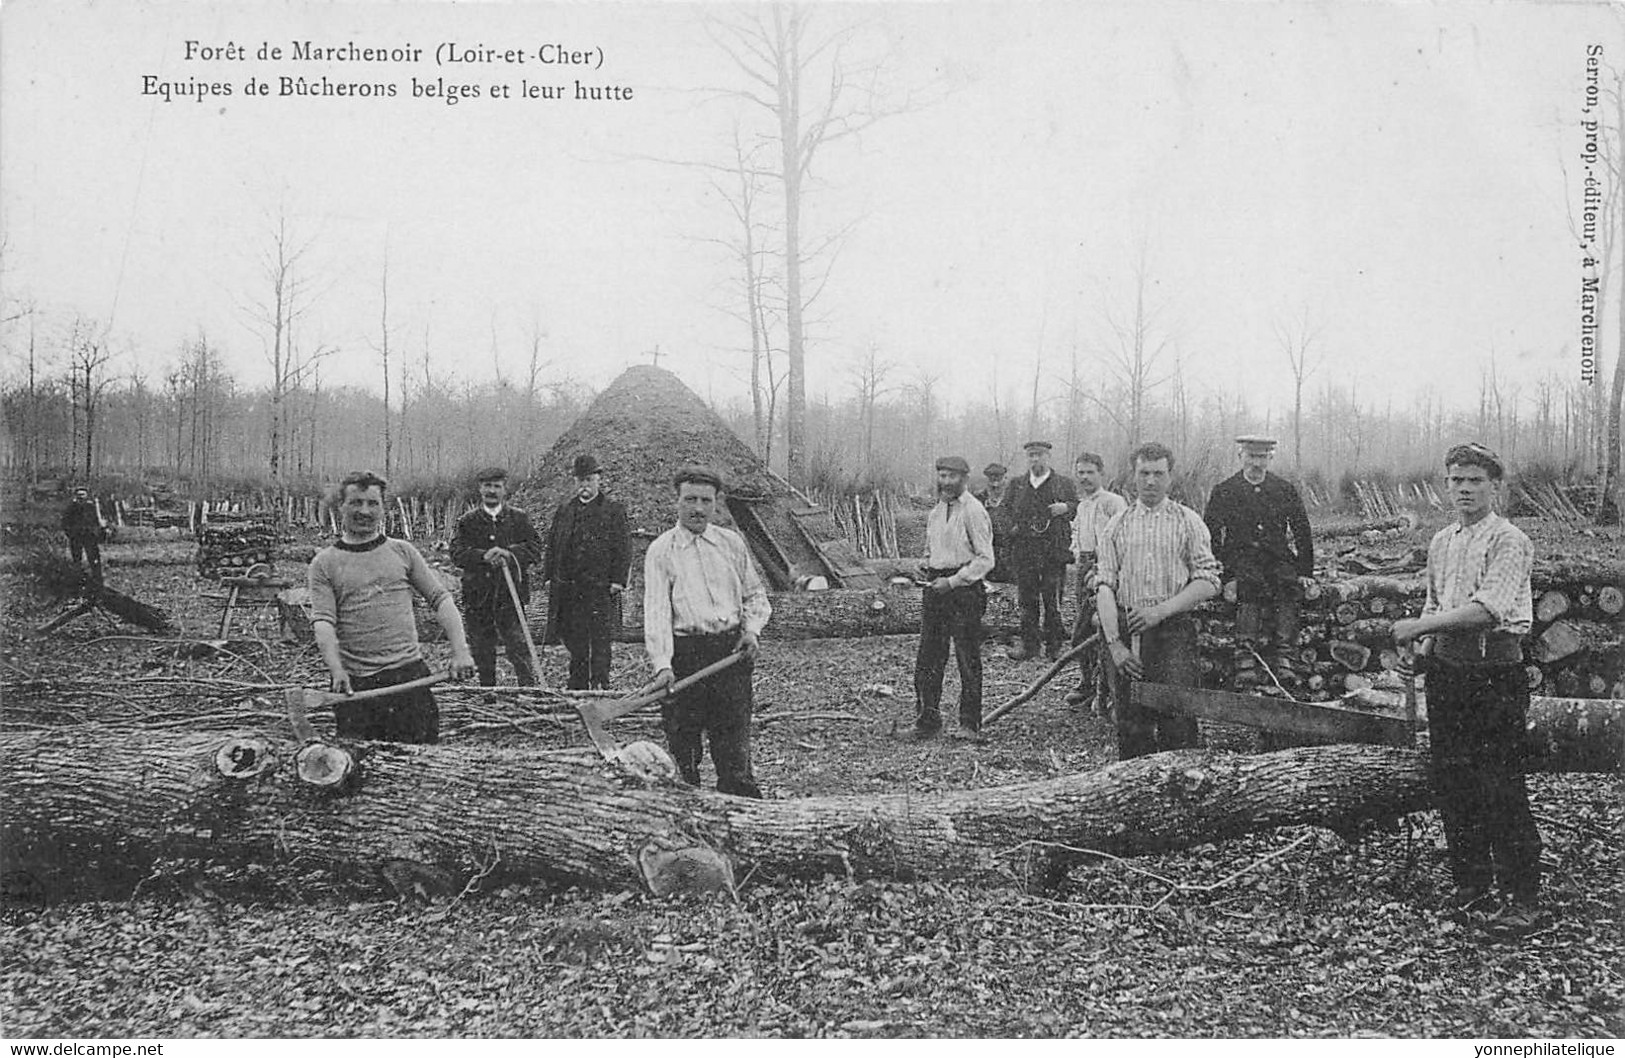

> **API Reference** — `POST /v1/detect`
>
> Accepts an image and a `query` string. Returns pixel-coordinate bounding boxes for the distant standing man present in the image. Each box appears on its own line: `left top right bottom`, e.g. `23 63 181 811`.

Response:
310 471 476 743
1002 441 1079 660
451 466 544 688
974 462 1013 584
644 467 771 798
913 455 996 741
1393 443 1542 919
544 454 631 690
61 486 103 584
1095 442 1222 759
1064 452 1128 709
1204 435 1315 688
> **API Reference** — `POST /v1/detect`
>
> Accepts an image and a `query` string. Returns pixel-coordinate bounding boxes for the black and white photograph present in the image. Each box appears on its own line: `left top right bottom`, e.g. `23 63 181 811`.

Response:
1 0 1621 1041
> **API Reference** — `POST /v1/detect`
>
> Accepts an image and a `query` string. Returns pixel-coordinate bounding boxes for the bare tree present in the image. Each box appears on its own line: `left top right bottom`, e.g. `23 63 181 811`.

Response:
1097 248 1177 449
65 317 113 478
849 341 897 477
705 3 924 487
241 208 322 484
1272 304 1325 475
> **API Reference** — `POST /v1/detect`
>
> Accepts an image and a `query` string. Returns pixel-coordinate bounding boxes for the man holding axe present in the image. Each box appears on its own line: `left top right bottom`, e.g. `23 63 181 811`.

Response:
452 466 545 688
309 470 476 744
643 467 771 798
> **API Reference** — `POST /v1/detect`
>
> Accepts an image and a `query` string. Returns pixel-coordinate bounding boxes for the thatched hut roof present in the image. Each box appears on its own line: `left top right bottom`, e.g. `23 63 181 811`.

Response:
509 365 795 537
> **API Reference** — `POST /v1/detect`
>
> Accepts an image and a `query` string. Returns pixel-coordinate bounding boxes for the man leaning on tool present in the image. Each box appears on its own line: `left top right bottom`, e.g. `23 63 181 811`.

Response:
309 470 476 744
1392 442 1543 928
1095 441 1222 760
451 465 544 688
1203 434 1315 698
1064 451 1127 712
1001 440 1079 660
912 455 996 742
544 453 631 690
643 466 771 797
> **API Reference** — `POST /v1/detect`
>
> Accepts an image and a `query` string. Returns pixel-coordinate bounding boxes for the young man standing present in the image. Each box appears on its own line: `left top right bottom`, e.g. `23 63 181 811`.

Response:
309 471 476 744
61 486 104 585
1203 435 1315 694
1064 452 1127 710
451 466 545 688
913 455 996 741
544 454 631 690
1095 442 1221 760
1393 443 1542 922
1001 440 1078 660
643 467 771 797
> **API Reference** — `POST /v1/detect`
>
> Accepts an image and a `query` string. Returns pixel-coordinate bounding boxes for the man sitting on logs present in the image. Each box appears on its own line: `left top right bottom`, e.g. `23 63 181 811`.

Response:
1204 435 1315 690
1002 440 1079 661
643 467 771 798
452 466 545 689
1064 451 1127 714
913 455 996 742
1393 442 1544 926
1095 441 1222 759
309 470 476 744
544 454 631 690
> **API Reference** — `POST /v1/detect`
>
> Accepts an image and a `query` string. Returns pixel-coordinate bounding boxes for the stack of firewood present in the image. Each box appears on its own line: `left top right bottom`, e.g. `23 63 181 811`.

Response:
196 516 279 579
1195 554 1622 701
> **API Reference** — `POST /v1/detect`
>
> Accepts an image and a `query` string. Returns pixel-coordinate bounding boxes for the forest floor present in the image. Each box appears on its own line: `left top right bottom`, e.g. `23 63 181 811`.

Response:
0 525 1620 1039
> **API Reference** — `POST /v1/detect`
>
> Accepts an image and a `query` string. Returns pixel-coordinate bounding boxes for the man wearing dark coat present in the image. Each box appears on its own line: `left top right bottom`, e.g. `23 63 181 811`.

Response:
451 466 545 687
1203 435 1315 688
544 454 631 690
1001 440 1079 660
60 486 104 583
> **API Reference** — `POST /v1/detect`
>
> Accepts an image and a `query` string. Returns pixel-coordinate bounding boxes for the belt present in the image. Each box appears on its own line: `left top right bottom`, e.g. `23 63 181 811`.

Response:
1432 630 1524 666
675 628 740 640
924 565 967 578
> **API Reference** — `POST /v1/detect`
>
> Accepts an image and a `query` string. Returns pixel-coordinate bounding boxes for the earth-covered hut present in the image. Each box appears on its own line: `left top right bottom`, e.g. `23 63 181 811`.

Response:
508 365 876 594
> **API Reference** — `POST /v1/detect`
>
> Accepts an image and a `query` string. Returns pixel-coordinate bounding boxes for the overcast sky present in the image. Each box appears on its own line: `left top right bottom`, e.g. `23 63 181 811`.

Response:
2 0 1619 424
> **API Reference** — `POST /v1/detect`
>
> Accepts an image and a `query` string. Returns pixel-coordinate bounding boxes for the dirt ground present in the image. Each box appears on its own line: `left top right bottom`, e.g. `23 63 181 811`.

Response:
1 534 1620 1038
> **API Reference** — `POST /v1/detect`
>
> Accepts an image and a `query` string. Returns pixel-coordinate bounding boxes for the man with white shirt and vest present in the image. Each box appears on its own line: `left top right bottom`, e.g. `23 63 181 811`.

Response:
1064 451 1128 711
1002 440 1079 660
644 466 771 798
1095 441 1222 759
451 466 545 688
913 455 996 742
1393 443 1543 925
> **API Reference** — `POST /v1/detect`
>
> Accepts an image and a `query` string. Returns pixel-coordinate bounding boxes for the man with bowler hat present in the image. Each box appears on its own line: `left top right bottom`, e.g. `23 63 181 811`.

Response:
544 454 631 690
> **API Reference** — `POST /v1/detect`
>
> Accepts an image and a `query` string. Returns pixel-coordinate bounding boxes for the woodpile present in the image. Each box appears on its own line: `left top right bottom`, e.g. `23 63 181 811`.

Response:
196 515 279 579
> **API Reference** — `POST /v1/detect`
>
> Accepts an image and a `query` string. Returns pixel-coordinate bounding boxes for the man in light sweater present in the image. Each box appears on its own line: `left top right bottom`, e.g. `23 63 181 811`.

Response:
309 470 476 744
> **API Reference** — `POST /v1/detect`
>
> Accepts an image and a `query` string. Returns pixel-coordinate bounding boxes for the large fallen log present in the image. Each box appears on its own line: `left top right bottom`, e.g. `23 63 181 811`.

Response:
2 729 1432 898
3 699 1618 899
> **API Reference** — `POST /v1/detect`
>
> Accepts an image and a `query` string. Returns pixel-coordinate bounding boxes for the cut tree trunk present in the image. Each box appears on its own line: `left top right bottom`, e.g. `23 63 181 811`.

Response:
3 700 1618 899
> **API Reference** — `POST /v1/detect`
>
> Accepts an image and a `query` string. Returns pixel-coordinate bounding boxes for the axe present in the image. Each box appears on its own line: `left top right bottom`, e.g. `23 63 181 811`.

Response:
284 672 450 741
500 561 546 682
576 651 745 758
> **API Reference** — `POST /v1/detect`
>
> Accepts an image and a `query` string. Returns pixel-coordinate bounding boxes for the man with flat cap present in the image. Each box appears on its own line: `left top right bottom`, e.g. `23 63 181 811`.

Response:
644 466 771 796
544 453 631 690
974 462 1013 584
1203 435 1314 701
914 455 996 740
1000 440 1078 660
451 465 545 688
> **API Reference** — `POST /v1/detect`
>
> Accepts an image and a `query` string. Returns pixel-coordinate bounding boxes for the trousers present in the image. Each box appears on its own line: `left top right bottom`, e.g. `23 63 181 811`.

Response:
1105 614 1201 759
914 581 986 731
661 632 762 798
464 591 536 687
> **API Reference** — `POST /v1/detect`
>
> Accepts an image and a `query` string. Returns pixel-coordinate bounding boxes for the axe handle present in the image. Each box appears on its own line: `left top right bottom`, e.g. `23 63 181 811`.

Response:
500 561 546 679
600 650 747 723
983 633 1100 726
314 671 451 708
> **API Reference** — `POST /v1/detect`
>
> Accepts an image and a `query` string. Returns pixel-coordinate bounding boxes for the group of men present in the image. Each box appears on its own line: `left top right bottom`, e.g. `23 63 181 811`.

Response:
305 458 769 799
913 434 1544 914
300 432 1544 916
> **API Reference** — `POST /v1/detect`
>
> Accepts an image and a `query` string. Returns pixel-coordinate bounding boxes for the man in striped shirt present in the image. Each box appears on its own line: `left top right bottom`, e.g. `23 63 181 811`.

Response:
1095 442 1222 759
644 467 772 798
1393 443 1542 921
913 455 996 741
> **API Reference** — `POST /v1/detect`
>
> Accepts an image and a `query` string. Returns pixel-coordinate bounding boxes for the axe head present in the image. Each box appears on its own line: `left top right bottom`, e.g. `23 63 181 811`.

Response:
574 698 621 758
283 687 320 742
